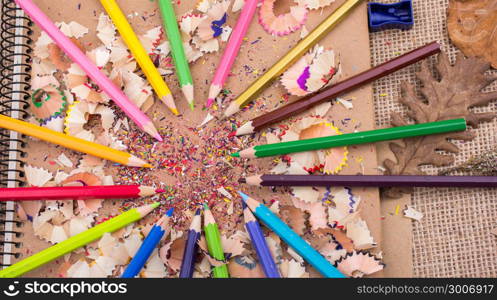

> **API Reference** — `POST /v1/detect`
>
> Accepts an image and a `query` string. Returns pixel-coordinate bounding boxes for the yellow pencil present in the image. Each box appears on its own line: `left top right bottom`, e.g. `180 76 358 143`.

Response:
99 0 178 115
224 0 364 117
0 114 151 168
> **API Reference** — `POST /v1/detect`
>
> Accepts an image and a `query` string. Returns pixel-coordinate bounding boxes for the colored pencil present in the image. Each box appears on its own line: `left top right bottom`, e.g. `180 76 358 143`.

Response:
121 208 174 278
0 185 165 201
14 0 162 141
0 114 151 168
206 0 258 108
158 0 195 110
238 192 344 278
224 0 364 117
203 204 229 278
179 209 201 278
0 203 160 278
99 0 178 116
242 201 280 278
240 175 497 188
235 42 441 136
231 118 467 158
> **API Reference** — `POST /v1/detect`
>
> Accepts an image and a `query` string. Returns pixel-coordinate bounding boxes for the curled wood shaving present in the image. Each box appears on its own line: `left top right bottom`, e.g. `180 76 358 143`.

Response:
383 52 497 198
334 251 384 278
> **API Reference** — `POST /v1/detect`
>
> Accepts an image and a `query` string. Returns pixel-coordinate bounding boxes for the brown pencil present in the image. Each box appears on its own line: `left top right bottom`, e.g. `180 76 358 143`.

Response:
234 42 441 136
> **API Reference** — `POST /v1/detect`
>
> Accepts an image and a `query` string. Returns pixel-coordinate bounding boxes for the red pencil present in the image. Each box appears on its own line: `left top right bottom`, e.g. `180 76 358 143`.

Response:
0 185 165 201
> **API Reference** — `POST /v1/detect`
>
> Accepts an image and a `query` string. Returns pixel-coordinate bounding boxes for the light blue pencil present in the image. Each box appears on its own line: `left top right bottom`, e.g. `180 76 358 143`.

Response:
238 192 345 278
121 208 174 278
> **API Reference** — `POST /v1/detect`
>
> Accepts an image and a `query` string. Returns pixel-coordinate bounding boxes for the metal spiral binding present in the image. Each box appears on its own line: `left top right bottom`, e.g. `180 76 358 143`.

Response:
1 0 32 266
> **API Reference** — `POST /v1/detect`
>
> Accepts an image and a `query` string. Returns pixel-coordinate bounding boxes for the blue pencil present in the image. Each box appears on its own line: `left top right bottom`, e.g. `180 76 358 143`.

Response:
121 208 174 278
238 192 345 278
179 209 201 278
242 201 280 278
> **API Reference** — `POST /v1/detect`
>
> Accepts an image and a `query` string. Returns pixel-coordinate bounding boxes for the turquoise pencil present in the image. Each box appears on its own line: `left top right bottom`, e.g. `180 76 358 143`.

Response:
238 192 345 278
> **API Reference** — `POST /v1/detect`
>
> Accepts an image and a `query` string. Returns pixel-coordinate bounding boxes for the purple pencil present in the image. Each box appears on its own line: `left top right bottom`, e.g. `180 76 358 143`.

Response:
242 201 280 278
240 174 497 188
179 209 201 278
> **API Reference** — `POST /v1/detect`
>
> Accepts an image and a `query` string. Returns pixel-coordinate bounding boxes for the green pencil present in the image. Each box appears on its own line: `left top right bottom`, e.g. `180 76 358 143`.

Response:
158 0 195 110
0 203 160 278
231 118 467 158
203 204 230 278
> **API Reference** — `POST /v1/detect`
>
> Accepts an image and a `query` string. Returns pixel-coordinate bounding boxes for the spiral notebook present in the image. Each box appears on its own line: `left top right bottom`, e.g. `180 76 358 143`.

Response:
0 0 31 268
1 0 384 277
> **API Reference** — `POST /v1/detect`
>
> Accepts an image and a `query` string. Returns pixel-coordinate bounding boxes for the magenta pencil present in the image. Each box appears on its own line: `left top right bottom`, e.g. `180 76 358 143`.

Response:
206 0 258 107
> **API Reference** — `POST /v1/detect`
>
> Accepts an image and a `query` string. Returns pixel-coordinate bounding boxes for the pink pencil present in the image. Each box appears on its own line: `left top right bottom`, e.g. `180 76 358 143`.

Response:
206 0 258 107
15 0 162 141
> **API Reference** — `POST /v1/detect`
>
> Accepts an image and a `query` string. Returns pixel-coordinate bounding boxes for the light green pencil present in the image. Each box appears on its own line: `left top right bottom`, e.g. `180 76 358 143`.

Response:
203 204 229 278
158 0 195 110
231 118 467 158
0 203 160 278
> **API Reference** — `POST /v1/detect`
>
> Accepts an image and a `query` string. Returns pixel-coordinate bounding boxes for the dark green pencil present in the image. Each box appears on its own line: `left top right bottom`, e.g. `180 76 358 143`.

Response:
231 118 467 158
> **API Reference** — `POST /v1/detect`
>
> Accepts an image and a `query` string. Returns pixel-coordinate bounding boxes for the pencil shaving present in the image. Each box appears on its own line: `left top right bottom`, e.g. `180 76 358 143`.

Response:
228 256 266 278
328 187 361 227
335 251 384 278
280 259 309 278
346 218 376 250
159 235 185 272
281 46 340 96
232 0 246 12
265 233 284 266
197 0 230 40
318 240 347 264
61 172 104 216
403 206 424 221
295 0 336 10
278 117 349 174
280 205 306 235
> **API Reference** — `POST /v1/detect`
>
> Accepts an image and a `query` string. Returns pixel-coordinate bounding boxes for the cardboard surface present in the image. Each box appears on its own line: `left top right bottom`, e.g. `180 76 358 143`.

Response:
11 0 384 277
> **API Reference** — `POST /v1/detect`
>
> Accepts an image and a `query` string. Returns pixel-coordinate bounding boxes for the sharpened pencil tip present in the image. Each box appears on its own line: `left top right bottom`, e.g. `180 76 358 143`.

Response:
155 188 166 193
203 203 210 210
154 133 164 142
195 209 201 216
238 178 246 184
241 200 247 209
231 152 240 158
238 191 249 201
151 202 161 209
206 98 214 108
143 163 153 168
166 207 174 217
189 102 195 111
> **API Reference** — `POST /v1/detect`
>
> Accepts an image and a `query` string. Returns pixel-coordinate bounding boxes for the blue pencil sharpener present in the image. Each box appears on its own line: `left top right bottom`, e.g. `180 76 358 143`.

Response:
368 0 414 32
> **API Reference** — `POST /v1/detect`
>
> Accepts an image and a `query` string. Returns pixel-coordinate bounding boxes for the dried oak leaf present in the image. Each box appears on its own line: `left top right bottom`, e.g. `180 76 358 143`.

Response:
448 0 497 68
383 52 497 198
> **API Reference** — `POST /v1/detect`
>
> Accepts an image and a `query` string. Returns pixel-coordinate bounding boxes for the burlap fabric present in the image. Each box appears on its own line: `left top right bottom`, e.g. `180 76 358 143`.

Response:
370 0 497 277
